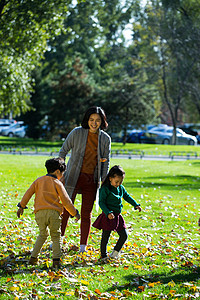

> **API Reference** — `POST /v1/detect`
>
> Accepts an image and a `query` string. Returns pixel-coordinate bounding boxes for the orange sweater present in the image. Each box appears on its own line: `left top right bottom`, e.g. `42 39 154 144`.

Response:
81 131 98 174
20 175 77 216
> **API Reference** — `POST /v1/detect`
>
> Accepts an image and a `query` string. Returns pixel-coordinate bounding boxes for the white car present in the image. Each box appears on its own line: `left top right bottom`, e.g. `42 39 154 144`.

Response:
14 126 27 138
143 125 197 145
0 123 13 135
0 119 16 135
1 122 25 137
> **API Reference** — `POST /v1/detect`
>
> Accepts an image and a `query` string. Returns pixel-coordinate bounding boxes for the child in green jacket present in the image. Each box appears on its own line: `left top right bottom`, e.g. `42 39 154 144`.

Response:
93 165 141 261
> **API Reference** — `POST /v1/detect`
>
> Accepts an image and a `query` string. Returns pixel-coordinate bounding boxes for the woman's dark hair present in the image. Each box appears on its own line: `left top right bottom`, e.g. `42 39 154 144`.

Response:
102 165 125 187
45 157 66 174
81 106 108 130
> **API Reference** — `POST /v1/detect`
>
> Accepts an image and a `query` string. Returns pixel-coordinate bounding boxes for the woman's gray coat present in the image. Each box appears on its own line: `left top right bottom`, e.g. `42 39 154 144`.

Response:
59 126 111 198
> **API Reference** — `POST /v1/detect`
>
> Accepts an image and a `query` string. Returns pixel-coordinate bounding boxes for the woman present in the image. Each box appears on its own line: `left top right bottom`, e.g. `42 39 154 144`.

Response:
59 106 111 253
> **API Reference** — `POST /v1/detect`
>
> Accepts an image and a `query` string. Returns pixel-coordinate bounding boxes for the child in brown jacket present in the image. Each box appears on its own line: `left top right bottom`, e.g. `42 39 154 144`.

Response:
17 157 80 269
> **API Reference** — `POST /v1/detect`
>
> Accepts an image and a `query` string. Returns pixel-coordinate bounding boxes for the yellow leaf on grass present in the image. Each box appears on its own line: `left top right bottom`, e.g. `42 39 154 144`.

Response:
189 286 197 292
95 289 101 295
81 280 89 285
9 286 19 292
168 280 176 287
138 285 145 292
142 247 148 254
123 289 133 296
148 282 156 287
65 291 74 296
133 264 142 269
169 290 176 296
150 294 160 298
28 282 34 287
110 291 116 295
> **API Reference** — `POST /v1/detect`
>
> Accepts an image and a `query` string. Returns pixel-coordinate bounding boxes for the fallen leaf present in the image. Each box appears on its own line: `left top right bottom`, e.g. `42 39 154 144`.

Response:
95 288 101 295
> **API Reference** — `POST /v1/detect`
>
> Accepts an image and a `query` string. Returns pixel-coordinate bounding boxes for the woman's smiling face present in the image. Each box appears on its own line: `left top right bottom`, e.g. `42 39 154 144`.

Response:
88 113 102 133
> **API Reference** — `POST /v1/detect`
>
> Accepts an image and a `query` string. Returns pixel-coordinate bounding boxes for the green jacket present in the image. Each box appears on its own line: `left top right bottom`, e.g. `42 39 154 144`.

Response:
99 184 140 217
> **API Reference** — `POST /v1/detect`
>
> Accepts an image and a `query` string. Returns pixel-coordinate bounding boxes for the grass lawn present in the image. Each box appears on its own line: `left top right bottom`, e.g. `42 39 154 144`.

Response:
0 155 199 299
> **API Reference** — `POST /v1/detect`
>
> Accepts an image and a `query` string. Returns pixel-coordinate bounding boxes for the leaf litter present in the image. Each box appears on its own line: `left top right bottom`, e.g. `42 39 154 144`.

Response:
0 190 200 299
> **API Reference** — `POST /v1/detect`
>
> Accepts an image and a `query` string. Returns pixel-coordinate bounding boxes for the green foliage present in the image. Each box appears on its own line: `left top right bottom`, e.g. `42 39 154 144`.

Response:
21 0 158 139
0 0 70 116
104 79 157 143
2 0 200 138
132 0 200 132
48 55 97 133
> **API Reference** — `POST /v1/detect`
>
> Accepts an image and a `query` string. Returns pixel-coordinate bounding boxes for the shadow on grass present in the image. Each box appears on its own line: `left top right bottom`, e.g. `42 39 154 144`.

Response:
125 174 200 190
106 266 200 293
0 250 61 277
0 249 80 278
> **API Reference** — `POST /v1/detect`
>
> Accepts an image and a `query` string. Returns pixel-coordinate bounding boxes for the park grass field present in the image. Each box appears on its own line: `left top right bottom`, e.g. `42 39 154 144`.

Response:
0 154 199 299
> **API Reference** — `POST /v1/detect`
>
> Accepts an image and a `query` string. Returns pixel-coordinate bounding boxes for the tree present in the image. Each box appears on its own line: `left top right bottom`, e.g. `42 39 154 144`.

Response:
103 78 157 143
0 0 73 116
131 0 200 143
47 55 97 139
23 0 158 139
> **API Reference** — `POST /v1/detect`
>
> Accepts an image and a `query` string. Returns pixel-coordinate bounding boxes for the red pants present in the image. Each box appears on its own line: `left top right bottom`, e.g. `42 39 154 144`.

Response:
61 173 97 245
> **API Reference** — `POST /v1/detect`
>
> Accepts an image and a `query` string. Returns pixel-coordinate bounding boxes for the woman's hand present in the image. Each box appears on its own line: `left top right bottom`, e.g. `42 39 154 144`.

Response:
135 205 142 212
108 213 115 220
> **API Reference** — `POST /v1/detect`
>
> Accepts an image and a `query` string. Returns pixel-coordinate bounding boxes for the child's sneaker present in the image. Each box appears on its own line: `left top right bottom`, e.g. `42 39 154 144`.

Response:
100 256 110 264
28 257 38 265
110 250 119 259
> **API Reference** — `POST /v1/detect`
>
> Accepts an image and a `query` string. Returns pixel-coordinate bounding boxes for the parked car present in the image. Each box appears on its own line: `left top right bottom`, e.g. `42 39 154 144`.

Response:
0 119 16 134
14 125 27 138
0 123 13 135
1 121 25 137
141 125 197 145
0 119 15 124
126 129 146 143
179 124 200 144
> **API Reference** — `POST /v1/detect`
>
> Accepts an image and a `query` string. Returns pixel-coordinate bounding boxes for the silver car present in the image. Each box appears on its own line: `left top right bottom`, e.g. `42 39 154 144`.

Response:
14 126 27 138
0 123 12 135
1 121 24 137
142 125 197 145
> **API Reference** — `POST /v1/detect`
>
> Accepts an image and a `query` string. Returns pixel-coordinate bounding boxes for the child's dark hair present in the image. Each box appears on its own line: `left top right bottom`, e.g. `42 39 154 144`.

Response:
45 157 66 174
81 106 108 130
102 165 125 187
